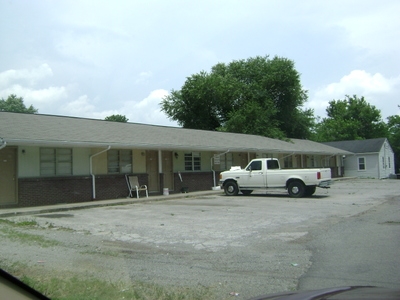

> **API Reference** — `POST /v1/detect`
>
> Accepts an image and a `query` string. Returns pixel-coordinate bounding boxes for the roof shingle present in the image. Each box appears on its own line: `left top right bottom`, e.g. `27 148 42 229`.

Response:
0 112 350 155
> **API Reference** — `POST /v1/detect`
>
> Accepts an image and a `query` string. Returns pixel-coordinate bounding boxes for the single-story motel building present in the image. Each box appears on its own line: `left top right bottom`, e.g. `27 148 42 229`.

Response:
0 111 353 208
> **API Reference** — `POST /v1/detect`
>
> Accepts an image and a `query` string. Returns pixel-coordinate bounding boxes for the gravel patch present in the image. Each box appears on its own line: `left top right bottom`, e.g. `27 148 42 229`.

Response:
1 179 399 299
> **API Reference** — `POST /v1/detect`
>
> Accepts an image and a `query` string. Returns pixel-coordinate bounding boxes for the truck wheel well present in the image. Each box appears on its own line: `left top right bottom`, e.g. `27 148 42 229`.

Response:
286 178 305 189
223 179 237 186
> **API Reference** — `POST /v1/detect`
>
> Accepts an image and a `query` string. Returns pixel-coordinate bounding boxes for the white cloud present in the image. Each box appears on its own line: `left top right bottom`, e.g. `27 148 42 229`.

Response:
135 71 153 84
0 84 67 105
334 2 400 55
308 70 400 119
60 89 178 126
27 86 67 103
123 89 178 126
0 64 70 111
61 95 96 116
0 64 53 88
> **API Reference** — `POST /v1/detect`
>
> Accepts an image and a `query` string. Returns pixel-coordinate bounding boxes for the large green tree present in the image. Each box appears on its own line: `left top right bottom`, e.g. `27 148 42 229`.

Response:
387 113 400 173
0 94 38 113
313 95 388 142
161 55 314 139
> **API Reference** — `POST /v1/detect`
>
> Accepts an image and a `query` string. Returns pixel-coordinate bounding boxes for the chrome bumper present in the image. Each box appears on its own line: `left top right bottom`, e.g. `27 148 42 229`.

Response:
318 180 332 188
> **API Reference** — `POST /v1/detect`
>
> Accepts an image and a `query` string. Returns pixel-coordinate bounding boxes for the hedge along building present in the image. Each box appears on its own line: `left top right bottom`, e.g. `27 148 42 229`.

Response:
0 112 350 208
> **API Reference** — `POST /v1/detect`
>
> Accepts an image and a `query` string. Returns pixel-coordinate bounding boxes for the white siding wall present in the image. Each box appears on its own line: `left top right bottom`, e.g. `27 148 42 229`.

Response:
379 140 395 178
344 154 380 178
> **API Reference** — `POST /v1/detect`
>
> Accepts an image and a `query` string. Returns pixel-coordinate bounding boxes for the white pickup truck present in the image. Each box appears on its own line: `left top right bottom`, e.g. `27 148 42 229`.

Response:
219 158 332 197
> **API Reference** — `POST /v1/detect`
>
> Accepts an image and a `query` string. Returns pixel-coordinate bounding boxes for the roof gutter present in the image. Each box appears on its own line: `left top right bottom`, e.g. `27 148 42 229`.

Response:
90 146 111 200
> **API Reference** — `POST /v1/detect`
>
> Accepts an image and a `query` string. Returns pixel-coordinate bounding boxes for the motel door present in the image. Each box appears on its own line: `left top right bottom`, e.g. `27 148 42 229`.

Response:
146 150 159 192
0 148 17 205
162 151 174 191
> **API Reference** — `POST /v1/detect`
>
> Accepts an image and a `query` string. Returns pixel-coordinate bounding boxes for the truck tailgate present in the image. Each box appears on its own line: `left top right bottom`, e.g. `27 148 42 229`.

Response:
320 168 331 180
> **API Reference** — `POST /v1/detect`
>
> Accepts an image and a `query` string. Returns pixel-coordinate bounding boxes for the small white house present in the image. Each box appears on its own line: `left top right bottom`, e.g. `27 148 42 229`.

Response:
323 138 395 179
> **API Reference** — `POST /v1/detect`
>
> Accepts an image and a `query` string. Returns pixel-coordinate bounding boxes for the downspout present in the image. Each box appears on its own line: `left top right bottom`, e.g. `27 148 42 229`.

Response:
0 137 6 150
211 150 230 188
90 146 111 200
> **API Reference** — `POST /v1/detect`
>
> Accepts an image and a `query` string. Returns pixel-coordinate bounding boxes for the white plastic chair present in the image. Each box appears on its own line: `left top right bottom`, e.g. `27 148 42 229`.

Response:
126 175 148 198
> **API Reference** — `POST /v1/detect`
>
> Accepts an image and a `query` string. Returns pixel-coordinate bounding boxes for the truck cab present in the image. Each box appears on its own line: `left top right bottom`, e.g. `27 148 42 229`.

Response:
219 158 331 198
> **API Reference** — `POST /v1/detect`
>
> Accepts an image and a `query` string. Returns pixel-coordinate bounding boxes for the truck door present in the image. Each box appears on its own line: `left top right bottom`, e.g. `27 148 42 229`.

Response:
240 160 266 188
265 160 284 188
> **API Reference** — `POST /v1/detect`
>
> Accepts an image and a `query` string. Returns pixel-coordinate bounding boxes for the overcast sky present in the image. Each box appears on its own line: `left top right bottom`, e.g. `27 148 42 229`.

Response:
1 0 399 127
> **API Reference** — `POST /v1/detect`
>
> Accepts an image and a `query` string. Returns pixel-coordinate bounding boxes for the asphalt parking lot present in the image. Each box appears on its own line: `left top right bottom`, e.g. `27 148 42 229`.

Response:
1 178 400 299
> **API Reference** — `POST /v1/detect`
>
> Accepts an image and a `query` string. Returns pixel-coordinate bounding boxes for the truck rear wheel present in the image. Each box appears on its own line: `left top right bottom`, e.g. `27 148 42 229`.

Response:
241 190 253 196
224 181 239 196
288 181 305 198
305 186 316 196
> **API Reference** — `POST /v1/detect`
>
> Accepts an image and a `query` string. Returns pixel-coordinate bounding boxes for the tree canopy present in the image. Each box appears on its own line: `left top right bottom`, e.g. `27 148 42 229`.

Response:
161 55 314 139
0 94 38 114
387 114 400 172
313 95 388 142
104 114 129 122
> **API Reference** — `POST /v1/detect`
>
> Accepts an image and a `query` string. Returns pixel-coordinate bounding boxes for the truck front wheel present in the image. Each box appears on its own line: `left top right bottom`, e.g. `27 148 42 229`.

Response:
224 181 239 196
287 181 305 198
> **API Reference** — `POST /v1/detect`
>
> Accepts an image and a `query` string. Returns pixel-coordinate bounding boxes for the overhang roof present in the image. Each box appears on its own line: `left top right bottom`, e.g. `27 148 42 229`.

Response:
323 138 387 154
0 112 350 155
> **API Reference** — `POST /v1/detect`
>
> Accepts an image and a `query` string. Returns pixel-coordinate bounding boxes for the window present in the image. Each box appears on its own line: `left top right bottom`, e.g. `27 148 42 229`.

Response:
219 153 233 171
283 156 293 168
247 160 261 171
185 152 201 171
310 155 316 167
267 160 279 170
388 157 391 168
108 149 132 173
40 148 72 176
382 157 385 169
358 157 366 171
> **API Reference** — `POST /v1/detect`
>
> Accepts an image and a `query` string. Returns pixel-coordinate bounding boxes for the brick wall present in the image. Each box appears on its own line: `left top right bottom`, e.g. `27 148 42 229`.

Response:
173 171 218 193
11 172 215 208
330 167 345 178
16 174 148 208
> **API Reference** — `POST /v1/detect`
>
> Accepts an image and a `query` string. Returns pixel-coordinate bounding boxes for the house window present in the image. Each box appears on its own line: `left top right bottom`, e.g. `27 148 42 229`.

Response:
220 153 233 171
388 157 391 168
40 148 72 176
108 149 132 173
284 156 293 168
185 152 201 171
358 157 366 171
310 155 316 167
382 157 385 168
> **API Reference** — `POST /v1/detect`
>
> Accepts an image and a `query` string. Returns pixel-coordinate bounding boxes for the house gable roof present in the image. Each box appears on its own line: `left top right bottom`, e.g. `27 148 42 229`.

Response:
322 138 387 154
0 112 349 155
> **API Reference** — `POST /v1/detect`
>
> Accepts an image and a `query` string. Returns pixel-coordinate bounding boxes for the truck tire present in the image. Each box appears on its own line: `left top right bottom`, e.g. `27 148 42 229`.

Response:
224 181 239 196
305 186 316 196
241 190 253 196
287 180 305 198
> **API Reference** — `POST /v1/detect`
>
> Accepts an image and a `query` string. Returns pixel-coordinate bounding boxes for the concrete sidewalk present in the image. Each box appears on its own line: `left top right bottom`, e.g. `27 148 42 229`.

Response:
0 190 224 218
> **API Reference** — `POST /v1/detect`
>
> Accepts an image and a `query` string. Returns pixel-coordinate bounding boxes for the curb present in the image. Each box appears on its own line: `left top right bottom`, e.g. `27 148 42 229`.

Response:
0 190 223 218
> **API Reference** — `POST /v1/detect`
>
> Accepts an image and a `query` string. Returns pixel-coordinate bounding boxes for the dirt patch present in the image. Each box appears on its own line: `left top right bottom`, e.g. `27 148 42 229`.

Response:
1 179 399 299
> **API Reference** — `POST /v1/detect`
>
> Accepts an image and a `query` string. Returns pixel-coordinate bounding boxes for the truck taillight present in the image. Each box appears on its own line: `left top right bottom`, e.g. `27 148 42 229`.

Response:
317 172 321 179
